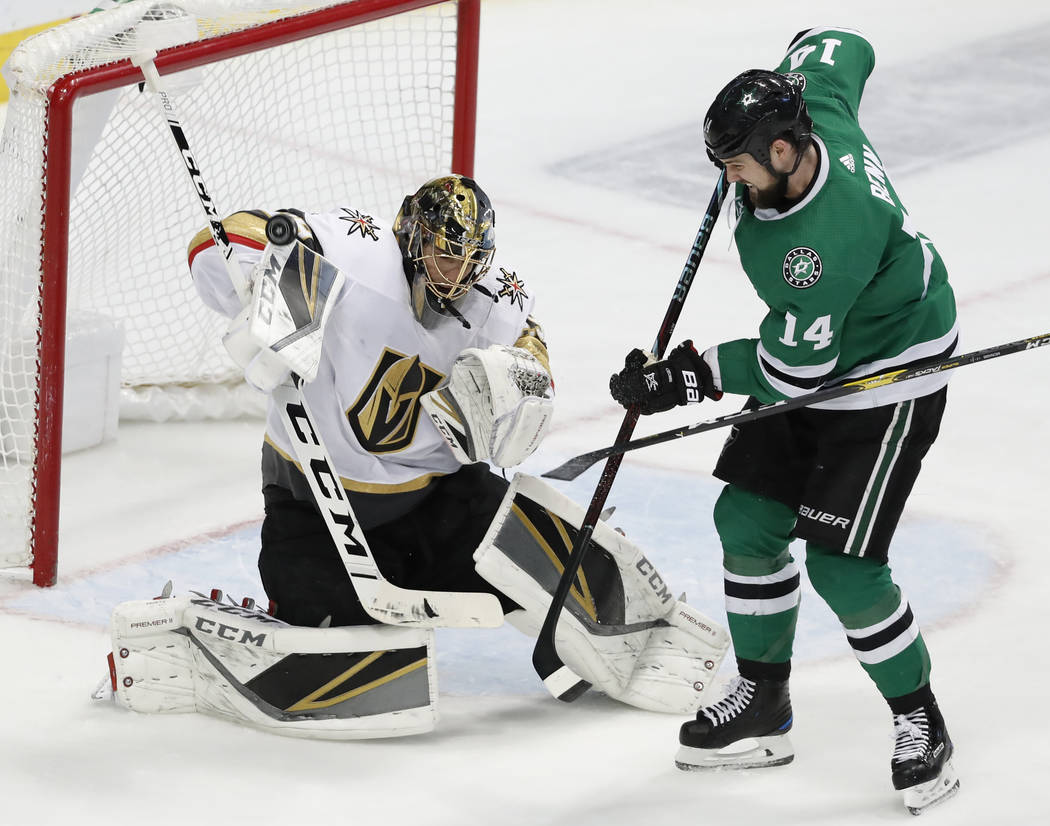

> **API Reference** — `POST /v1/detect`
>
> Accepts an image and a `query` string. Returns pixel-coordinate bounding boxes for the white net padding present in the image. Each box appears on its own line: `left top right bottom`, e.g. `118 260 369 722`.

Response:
0 0 471 578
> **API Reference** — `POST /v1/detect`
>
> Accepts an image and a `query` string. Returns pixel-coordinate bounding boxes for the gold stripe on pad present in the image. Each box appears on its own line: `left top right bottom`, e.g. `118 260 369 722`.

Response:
510 502 597 621
286 654 428 711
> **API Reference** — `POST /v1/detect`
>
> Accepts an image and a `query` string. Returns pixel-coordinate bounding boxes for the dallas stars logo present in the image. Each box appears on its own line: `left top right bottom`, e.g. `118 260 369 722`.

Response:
339 207 379 241
782 247 822 289
496 268 528 309
740 90 759 107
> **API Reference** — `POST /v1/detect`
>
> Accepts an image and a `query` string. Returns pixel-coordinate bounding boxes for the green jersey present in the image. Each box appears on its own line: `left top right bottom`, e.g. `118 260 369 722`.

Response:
711 27 959 409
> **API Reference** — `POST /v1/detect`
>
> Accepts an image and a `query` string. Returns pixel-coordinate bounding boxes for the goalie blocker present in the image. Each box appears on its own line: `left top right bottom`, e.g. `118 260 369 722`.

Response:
102 475 727 736
222 213 345 393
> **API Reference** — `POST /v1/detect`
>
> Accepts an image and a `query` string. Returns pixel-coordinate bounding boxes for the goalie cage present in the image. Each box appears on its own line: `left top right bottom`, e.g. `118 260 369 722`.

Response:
0 0 481 585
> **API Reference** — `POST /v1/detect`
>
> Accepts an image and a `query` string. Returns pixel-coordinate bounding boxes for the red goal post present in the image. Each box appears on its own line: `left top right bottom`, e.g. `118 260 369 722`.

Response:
0 0 481 586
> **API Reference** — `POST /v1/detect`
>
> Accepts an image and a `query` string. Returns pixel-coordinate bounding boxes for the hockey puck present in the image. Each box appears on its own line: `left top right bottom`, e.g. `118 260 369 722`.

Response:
265 213 297 246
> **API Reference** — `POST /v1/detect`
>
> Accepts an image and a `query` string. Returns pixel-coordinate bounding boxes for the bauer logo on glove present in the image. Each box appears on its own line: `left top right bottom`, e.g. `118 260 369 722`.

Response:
609 340 722 415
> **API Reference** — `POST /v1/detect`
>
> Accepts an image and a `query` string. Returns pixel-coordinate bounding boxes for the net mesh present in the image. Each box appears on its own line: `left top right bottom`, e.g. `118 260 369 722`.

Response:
0 0 464 570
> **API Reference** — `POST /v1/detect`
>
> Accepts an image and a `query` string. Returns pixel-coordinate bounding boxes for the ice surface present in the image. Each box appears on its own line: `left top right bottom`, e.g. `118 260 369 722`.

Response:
2 1 1049 823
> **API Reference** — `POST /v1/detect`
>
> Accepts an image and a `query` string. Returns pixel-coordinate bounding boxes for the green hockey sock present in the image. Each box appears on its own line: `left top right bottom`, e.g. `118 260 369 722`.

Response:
715 485 800 665
805 543 931 699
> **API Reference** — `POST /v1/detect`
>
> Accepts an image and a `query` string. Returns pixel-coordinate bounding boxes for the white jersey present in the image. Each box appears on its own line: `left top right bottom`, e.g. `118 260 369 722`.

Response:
188 207 542 495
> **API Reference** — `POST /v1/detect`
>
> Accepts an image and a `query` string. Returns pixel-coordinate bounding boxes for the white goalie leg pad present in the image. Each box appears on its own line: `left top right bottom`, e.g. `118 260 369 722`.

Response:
109 591 437 739
475 474 730 713
109 594 197 714
422 344 553 468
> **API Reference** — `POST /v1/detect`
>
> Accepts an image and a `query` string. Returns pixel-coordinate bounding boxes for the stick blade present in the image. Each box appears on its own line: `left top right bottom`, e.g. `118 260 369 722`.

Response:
550 670 592 703
541 451 604 481
532 643 591 702
367 584 504 628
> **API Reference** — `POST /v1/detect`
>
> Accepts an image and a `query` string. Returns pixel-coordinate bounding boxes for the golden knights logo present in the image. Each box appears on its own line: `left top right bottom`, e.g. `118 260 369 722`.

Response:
347 348 444 453
339 207 380 241
782 246 822 288
496 268 528 310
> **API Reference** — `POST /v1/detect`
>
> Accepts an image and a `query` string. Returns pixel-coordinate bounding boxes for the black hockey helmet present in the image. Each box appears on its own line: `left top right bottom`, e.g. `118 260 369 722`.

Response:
393 174 496 327
703 69 812 172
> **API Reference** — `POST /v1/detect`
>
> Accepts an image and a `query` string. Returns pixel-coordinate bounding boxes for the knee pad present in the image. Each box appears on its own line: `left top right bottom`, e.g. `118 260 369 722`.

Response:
804 543 897 619
713 485 796 561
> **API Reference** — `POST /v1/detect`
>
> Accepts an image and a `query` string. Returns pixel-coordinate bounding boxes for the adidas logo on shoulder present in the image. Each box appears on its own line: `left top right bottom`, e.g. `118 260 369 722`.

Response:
839 153 856 173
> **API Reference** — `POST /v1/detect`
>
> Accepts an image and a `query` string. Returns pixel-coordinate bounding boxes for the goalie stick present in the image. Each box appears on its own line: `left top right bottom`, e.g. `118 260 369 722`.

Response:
543 331 1050 482
133 52 503 629
531 172 729 702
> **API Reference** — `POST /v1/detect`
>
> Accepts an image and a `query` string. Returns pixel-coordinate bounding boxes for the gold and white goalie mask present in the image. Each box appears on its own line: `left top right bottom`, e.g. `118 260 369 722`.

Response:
393 174 496 330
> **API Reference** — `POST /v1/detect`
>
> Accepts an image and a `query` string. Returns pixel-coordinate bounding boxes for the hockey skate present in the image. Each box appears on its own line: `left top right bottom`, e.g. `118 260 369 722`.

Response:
891 701 959 816
675 675 794 770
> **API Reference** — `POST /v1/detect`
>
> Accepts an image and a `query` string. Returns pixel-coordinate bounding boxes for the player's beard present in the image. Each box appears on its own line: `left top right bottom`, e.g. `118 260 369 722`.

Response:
749 172 792 210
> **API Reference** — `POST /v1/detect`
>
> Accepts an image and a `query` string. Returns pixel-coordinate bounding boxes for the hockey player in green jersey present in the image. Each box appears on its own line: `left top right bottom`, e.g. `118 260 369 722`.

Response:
609 27 960 815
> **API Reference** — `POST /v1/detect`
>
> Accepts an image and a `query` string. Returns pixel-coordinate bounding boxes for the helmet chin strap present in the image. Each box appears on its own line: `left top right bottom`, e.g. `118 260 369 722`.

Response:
471 282 498 302
770 172 792 206
435 280 501 330
762 139 810 208
763 137 808 178
434 294 472 329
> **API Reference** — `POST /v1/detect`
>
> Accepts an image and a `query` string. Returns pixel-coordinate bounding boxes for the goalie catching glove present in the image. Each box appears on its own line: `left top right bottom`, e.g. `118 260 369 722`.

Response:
422 343 553 467
609 340 722 415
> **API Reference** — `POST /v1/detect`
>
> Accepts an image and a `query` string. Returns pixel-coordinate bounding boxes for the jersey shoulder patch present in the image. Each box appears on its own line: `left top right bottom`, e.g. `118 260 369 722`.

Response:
475 263 536 345
336 206 382 241
306 208 406 303
493 268 530 310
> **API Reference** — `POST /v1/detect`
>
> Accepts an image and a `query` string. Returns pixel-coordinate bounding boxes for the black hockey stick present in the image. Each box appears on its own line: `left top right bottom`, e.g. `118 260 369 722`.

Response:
132 51 502 628
131 51 250 304
531 172 729 701
543 331 1050 482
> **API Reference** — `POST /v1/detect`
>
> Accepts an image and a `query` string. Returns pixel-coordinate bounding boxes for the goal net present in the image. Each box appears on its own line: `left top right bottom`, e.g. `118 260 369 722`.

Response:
0 0 479 585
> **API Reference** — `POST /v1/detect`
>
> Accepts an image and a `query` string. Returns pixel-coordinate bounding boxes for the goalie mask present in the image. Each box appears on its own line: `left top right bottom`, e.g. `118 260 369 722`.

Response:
703 69 812 174
394 175 496 329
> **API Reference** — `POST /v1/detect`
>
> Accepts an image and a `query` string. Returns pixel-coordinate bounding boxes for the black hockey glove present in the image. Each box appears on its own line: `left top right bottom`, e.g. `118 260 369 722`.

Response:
609 340 722 415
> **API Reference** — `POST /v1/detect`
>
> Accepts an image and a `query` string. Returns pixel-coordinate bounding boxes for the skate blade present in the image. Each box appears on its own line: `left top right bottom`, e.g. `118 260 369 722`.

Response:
903 759 960 816
675 735 794 771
